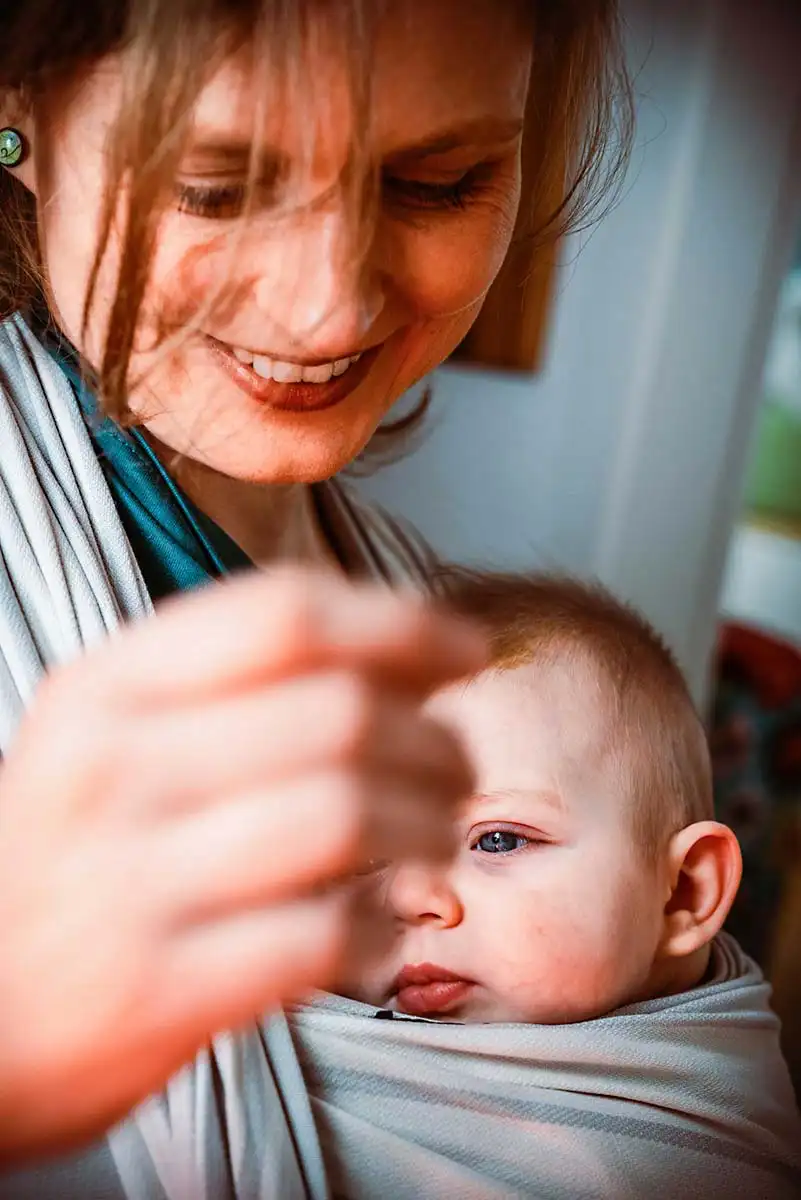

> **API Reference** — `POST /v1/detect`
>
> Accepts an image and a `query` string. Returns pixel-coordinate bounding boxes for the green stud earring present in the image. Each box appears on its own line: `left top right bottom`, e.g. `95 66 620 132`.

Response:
0 128 25 168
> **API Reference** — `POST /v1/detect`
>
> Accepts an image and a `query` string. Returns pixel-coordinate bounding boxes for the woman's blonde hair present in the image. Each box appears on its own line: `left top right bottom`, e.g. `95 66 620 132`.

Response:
0 0 632 428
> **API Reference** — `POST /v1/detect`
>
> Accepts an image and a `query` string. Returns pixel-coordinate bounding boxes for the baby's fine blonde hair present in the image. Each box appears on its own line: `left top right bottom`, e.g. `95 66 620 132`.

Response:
437 570 713 860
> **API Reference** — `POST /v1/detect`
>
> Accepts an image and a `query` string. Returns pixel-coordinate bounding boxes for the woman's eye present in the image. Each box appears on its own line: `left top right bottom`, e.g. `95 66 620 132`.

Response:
473 830 530 855
177 166 491 219
175 183 247 220
383 166 488 213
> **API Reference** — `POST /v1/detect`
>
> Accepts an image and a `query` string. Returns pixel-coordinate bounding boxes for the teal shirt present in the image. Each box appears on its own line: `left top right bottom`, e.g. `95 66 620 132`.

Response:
51 346 253 599
43 333 421 605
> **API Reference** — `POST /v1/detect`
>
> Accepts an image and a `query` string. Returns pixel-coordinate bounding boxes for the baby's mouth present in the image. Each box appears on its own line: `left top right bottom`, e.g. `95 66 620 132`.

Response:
392 963 475 1017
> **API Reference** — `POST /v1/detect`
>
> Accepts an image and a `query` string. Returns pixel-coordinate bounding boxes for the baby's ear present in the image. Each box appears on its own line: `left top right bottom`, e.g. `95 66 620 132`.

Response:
659 822 742 959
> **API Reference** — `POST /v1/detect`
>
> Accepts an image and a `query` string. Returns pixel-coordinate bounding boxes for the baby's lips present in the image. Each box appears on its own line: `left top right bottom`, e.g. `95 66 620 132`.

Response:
395 977 474 1017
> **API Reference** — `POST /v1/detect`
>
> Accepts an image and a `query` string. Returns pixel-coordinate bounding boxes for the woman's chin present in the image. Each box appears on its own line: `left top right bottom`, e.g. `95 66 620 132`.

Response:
142 409 373 486
135 354 399 486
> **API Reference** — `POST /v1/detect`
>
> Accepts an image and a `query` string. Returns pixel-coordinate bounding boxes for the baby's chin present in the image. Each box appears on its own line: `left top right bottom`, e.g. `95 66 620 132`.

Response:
359 985 536 1024
412 1000 614 1026
340 956 667 1024
387 998 556 1025
335 982 630 1024
339 974 583 1024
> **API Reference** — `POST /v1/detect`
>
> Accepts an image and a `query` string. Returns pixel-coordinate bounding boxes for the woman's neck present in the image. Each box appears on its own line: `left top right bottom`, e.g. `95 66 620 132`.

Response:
148 434 338 570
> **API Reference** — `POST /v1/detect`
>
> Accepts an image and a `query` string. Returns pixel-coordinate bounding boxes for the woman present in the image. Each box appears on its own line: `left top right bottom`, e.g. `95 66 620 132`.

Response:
0 0 630 1189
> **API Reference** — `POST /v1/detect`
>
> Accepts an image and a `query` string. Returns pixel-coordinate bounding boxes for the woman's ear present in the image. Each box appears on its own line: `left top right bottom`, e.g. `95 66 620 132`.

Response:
659 822 742 959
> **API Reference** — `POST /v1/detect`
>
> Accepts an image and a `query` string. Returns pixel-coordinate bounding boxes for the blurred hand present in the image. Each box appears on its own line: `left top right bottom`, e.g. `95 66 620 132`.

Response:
0 567 484 1161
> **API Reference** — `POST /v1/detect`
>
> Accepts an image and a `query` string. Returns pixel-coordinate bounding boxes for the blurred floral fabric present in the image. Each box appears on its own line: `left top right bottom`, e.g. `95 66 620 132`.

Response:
710 623 801 966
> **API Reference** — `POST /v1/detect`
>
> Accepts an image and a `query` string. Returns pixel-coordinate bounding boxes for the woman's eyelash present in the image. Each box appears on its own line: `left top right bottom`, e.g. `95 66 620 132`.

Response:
175 183 247 219
175 166 490 220
382 168 488 212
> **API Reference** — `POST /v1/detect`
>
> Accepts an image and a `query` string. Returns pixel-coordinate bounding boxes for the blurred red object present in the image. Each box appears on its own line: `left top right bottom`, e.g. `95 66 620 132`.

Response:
717 623 801 711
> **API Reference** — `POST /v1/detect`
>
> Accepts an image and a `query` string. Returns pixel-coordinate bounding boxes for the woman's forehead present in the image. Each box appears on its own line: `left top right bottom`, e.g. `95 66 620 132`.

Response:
188 0 532 163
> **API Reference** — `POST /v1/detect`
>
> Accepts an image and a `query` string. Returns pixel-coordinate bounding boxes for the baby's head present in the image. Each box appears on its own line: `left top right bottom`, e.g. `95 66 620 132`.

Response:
354 571 741 1023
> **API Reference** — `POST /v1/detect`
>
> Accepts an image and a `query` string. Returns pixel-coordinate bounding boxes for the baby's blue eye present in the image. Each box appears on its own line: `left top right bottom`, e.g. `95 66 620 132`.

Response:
475 831 528 854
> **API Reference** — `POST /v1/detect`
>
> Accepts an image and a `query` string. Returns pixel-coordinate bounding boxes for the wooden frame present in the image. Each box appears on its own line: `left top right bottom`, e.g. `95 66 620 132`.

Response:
451 229 559 375
451 61 565 375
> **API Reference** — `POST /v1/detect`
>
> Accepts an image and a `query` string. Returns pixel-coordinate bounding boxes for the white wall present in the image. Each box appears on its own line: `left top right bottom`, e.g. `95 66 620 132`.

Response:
721 524 801 648
356 0 801 702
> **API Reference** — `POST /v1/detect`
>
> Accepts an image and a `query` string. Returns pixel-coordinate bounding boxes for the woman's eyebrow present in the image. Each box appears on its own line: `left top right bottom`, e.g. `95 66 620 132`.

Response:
387 117 525 162
181 140 288 172
185 116 524 168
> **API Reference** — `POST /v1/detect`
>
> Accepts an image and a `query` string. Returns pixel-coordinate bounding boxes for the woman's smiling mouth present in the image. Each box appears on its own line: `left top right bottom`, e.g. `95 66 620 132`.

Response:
206 335 382 413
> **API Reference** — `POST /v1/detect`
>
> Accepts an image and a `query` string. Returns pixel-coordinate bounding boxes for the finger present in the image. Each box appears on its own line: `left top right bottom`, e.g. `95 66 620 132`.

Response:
160 890 394 1036
75 567 486 706
149 771 460 919
129 673 474 815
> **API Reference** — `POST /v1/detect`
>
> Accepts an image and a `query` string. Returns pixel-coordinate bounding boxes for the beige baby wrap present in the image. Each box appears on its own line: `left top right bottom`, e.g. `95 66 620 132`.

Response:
288 934 801 1199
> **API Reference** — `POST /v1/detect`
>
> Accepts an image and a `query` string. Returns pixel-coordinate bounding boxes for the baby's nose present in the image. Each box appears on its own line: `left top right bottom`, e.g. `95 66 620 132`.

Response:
387 863 463 929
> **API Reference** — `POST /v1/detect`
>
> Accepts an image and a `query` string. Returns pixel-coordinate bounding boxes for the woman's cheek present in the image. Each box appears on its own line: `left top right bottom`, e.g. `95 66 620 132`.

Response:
144 226 237 334
40 180 119 363
397 202 521 319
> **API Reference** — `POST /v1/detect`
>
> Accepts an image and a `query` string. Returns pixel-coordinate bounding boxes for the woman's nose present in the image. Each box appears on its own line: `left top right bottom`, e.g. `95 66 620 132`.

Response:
387 863 464 929
253 209 385 357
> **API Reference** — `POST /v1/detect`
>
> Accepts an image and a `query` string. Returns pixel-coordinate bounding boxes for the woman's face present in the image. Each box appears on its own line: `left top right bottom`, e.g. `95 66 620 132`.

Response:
27 0 531 483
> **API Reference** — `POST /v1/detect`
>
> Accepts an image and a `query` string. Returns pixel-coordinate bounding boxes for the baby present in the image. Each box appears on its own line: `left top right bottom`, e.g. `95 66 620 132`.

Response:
349 569 741 1022
290 572 801 1199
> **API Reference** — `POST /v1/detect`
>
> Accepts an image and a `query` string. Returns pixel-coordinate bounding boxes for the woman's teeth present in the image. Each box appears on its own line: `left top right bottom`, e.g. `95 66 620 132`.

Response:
230 346 362 384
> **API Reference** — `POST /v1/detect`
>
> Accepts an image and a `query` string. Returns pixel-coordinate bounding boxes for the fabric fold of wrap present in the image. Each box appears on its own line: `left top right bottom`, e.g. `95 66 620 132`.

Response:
289 934 801 1199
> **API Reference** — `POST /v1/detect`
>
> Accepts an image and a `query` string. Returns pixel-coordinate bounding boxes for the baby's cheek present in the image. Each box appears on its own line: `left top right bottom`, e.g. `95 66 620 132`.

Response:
488 898 574 1007
493 898 624 1023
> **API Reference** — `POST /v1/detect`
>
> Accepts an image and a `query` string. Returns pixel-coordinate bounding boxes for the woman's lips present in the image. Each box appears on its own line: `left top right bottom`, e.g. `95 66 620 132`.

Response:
393 964 474 1017
207 336 381 413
